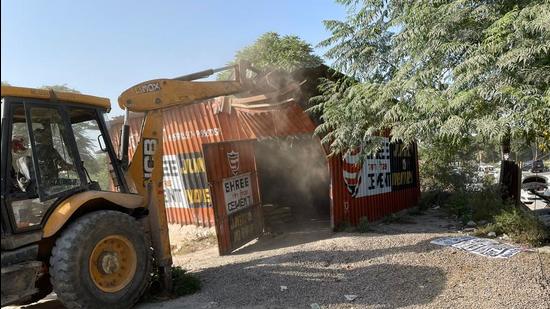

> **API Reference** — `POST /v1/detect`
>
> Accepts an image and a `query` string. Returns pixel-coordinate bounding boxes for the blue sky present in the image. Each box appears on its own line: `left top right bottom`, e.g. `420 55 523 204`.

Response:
1 0 347 116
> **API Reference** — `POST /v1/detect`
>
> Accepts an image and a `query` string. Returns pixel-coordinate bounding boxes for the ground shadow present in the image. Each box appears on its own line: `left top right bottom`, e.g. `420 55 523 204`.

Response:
21 238 447 309
184 242 446 308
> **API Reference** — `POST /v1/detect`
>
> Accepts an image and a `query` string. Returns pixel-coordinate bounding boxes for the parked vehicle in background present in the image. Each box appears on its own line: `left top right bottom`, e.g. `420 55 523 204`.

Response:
523 159 546 173
531 160 545 173
520 173 549 208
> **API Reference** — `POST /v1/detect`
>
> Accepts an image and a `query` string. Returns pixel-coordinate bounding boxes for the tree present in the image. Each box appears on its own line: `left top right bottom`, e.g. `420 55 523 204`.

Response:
313 0 550 159
1 81 10 86
41 84 81 93
218 32 323 79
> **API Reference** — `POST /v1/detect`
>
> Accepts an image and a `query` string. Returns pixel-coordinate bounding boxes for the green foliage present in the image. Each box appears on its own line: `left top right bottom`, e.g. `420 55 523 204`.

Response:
492 209 548 246
418 137 478 192
1 81 10 86
473 223 498 237
86 153 111 189
40 84 81 93
444 186 509 224
71 121 104 174
439 184 548 246
356 216 371 233
418 190 450 210
40 85 107 179
144 266 201 302
314 0 550 157
445 193 473 224
171 266 201 296
218 32 323 80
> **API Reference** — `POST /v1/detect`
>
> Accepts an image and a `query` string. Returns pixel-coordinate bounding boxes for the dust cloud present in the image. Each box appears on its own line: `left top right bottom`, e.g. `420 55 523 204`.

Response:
255 135 330 220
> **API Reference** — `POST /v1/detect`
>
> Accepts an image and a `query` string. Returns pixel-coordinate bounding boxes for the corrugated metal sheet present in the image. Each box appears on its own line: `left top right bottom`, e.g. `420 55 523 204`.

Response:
203 140 263 255
159 99 241 227
234 101 316 138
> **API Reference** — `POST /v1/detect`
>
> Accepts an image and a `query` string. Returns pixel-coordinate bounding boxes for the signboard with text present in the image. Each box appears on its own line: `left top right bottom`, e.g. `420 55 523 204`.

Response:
223 173 253 215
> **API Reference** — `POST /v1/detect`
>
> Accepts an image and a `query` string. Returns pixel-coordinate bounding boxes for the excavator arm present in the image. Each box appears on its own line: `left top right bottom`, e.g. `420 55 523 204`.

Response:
119 79 244 112
118 62 258 112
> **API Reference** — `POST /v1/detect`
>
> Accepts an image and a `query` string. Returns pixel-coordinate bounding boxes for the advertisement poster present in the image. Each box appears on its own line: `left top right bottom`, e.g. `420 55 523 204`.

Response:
342 138 417 198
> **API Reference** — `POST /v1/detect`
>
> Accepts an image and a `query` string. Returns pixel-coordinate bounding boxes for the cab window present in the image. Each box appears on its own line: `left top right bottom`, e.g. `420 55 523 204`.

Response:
29 106 81 196
68 108 120 192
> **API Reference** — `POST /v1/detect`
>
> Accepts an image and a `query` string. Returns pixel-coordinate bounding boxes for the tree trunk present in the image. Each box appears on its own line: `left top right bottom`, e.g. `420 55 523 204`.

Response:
499 129 519 204
500 130 511 162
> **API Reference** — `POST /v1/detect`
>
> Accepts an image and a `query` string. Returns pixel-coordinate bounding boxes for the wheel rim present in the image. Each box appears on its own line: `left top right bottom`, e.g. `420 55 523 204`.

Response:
89 235 137 293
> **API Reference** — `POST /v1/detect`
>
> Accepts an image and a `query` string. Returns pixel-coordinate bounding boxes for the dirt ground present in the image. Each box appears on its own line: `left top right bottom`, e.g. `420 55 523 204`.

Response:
10 208 550 309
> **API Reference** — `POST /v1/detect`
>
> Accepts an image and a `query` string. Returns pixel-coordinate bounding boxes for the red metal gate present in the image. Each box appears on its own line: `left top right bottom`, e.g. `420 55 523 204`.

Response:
203 140 263 255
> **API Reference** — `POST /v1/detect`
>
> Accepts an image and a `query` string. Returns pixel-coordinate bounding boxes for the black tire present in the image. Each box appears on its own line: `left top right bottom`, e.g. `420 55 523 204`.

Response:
50 210 151 309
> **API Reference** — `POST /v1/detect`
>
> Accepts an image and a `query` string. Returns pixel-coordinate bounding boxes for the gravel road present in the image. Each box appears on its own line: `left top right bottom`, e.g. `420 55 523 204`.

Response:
138 209 550 309
12 209 550 309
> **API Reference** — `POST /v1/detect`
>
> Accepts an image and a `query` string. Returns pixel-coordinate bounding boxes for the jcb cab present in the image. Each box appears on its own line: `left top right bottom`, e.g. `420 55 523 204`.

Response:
1 88 156 308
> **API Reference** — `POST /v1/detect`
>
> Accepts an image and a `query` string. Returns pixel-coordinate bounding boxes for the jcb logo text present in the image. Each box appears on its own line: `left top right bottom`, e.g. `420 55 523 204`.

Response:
143 138 158 179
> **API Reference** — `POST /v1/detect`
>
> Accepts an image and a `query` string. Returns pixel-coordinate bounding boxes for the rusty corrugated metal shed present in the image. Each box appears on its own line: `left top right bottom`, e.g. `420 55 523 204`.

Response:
108 66 421 228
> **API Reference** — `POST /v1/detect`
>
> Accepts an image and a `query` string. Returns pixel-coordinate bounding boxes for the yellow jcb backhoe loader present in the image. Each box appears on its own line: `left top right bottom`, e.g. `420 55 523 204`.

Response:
0 62 288 308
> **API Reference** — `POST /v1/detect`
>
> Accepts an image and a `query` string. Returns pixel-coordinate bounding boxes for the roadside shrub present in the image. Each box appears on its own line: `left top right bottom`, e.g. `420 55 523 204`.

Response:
144 265 201 302
418 190 451 210
468 185 512 222
473 223 499 237
334 220 354 233
418 139 478 192
356 216 371 233
444 192 473 224
473 209 548 246
443 185 512 224
172 266 201 296
494 209 548 246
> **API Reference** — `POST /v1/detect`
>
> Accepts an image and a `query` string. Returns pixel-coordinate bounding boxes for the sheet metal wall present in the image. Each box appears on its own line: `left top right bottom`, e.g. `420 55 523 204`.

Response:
329 142 421 227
